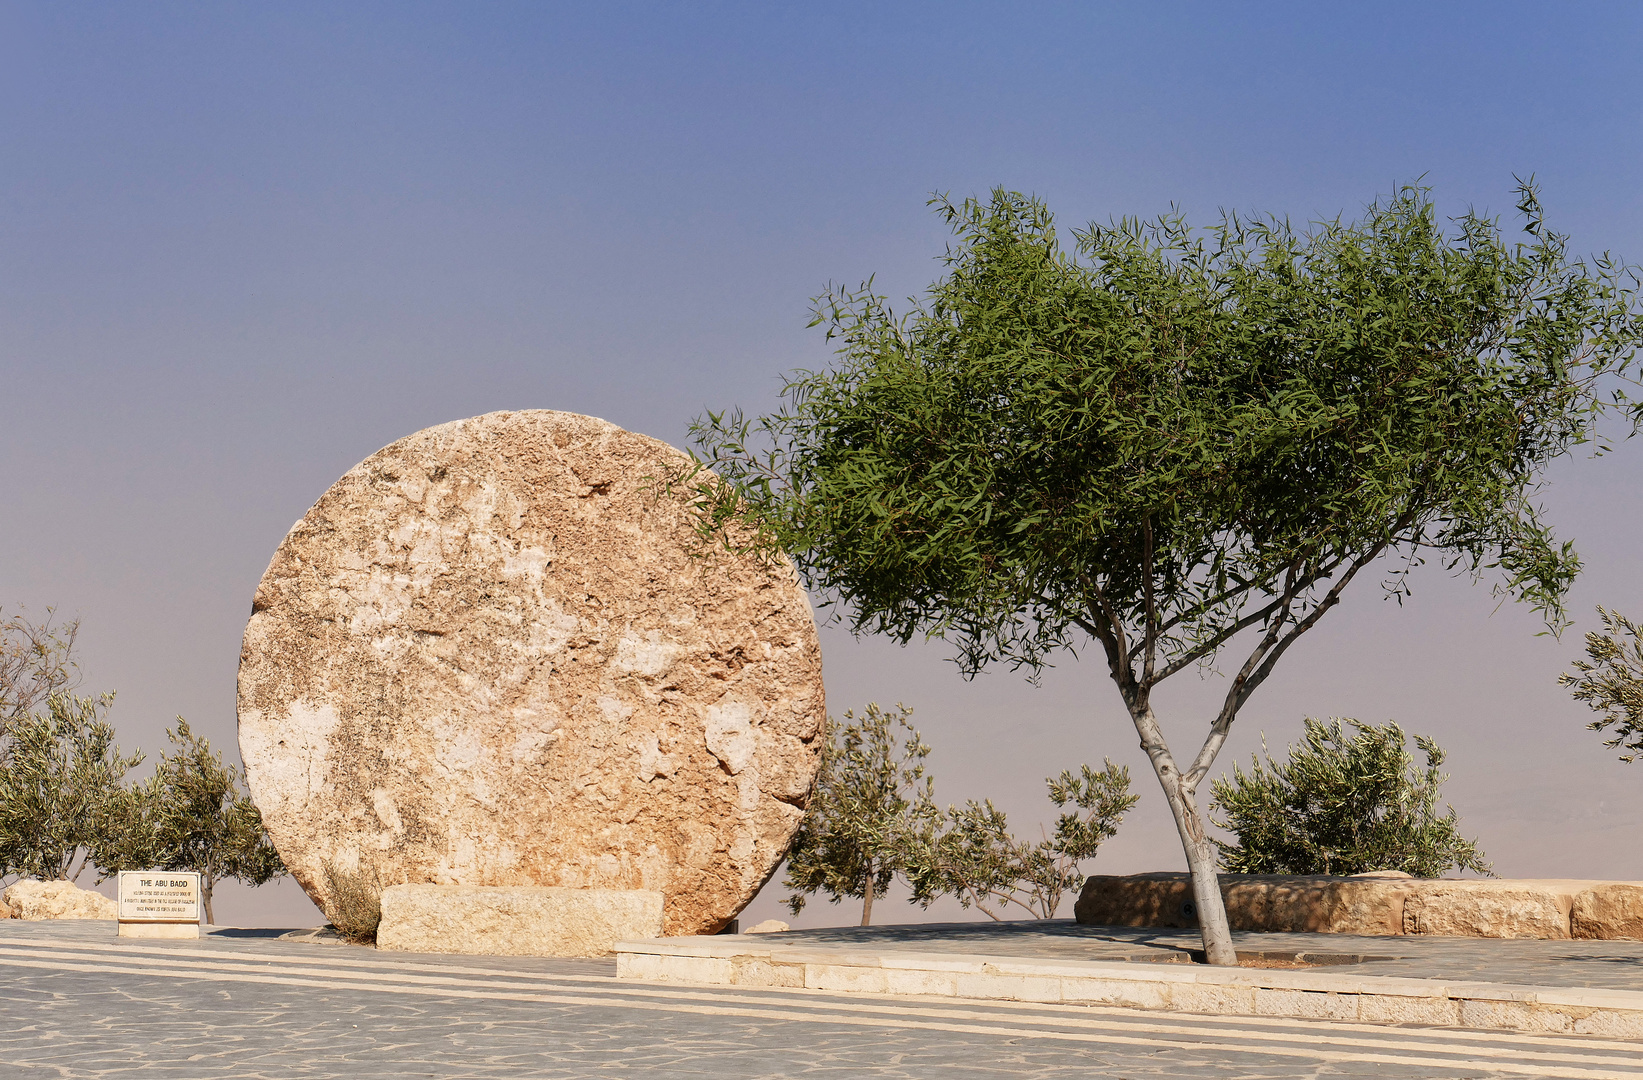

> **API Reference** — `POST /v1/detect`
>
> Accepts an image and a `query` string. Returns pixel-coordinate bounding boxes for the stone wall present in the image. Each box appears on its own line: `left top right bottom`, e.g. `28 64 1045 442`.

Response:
1074 873 1643 939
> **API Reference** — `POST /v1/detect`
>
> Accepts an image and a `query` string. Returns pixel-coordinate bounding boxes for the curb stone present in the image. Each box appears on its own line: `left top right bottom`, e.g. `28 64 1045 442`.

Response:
615 936 1643 1038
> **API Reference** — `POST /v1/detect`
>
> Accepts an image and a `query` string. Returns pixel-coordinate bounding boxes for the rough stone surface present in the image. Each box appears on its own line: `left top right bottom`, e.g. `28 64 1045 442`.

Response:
1572 884 1643 940
744 919 790 934
1225 875 1409 935
1400 882 1573 939
1075 873 1197 929
1077 874 1643 939
1074 873 1409 934
2 880 117 920
376 884 662 957
237 410 826 936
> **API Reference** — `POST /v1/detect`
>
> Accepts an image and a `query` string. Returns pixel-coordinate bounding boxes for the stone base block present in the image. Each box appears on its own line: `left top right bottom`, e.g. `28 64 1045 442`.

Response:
118 921 200 939
376 885 664 957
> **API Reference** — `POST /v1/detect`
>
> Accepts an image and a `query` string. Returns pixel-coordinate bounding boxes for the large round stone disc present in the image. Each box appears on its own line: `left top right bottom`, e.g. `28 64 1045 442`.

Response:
237 410 824 935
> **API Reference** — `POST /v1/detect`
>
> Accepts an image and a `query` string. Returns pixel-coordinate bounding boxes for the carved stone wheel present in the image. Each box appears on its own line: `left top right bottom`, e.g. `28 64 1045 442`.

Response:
237 410 824 935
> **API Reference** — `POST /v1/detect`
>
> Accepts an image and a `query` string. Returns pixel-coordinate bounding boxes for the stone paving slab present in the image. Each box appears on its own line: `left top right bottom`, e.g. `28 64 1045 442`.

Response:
6 919 1643 1078
732 919 1643 990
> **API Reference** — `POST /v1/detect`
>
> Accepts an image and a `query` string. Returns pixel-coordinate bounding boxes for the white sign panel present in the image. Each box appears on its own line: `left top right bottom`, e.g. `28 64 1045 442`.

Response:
118 871 200 922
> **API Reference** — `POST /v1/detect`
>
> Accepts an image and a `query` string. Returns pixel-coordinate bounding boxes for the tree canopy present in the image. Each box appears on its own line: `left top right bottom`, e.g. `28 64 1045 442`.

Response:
688 182 1642 963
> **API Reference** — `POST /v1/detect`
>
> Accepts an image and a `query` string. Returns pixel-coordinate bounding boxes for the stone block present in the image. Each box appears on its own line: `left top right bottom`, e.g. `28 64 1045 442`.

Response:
1252 987 1357 1020
1572 1010 1643 1039
884 968 959 996
615 953 668 980
1077 873 1643 939
1054 977 1143 1008
953 972 1060 1002
1170 983 1257 1015
805 964 887 993
1401 882 1570 939
3 880 117 920
375 884 662 957
1458 999 1561 1033
118 922 200 939
618 951 738 983
1076 872 1409 935
730 958 804 987
1074 873 1196 927
1225 875 1409 935
1572 884 1643 940
1356 994 1460 1027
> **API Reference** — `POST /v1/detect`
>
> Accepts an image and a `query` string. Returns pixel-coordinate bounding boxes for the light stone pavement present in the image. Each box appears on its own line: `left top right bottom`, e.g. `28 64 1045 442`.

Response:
756 921 1643 991
4 921 1643 1079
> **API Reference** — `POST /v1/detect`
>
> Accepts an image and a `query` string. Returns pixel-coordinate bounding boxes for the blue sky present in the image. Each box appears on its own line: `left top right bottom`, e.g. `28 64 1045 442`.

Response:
4 2 1643 926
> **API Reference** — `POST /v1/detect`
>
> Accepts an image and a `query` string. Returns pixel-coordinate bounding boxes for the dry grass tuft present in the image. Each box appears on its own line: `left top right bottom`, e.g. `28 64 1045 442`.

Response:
321 861 381 945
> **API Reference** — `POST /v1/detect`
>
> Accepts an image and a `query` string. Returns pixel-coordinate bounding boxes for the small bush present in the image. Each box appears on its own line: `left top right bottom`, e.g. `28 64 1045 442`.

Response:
321 861 381 944
783 703 941 925
916 761 1137 919
1210 717 1490 878
1561 606 1643 762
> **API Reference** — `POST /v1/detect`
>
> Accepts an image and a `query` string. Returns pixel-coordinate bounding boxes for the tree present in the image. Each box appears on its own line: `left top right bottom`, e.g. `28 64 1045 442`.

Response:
918 761 1137 919
99 719 285 925
784 703 942 925
0 694 141 884
0 607 80 751
684 183 1641 963
1560 606 1643 762
1210 717 1490 877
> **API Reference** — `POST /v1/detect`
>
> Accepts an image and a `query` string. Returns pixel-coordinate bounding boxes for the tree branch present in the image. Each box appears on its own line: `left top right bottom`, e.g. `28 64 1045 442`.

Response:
1181 543 1390 791
1143 516 1158 687
1148 582 1306 685
1080 574 1136 701
1147 571 1263 640
1134 551 1348 675
1232 545 1388 714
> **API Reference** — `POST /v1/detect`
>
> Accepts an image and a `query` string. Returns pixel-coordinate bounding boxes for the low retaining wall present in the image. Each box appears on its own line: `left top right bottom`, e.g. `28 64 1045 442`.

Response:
1074 874 1643 939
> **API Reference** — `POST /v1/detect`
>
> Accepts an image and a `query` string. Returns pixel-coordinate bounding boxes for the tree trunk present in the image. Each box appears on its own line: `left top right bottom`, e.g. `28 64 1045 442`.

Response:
1176 799 1236 965
203 878 214 927
1129 703 1238 965
860 860 875 926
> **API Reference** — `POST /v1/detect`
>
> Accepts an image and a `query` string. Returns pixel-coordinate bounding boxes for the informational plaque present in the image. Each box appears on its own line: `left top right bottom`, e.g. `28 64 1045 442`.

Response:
117 871 201 938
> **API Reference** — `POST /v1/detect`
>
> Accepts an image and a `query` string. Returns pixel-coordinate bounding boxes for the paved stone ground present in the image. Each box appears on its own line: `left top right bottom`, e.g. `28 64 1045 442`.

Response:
758 920 1643 991
4 921 1643 1079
